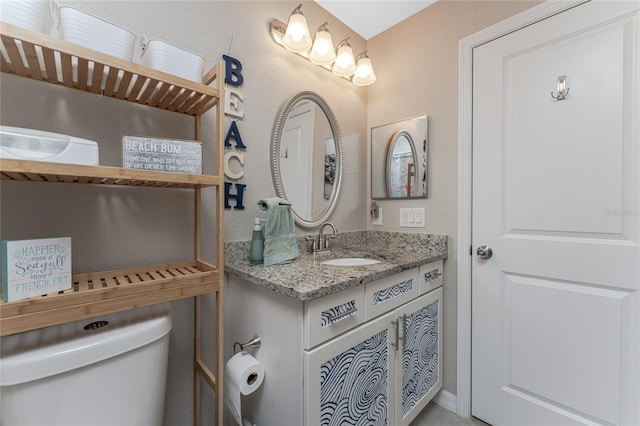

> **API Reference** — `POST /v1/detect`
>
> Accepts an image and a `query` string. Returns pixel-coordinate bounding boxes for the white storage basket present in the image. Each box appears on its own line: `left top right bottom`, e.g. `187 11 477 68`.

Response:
58 5 135 61
0 0 51 68
140 36 205 83
0 0 50 33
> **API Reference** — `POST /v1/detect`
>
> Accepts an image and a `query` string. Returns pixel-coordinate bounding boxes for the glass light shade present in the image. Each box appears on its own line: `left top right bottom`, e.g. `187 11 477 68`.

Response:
309 27 336 66
353 55 376 86
332 41 356 77
283 12 312 53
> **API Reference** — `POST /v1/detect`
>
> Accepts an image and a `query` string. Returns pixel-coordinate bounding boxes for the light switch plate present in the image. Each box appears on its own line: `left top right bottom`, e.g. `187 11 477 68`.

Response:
400 207 426 228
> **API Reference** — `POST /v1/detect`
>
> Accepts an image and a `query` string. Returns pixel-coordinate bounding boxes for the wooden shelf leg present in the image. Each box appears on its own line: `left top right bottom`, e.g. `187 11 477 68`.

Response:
194 294 202 426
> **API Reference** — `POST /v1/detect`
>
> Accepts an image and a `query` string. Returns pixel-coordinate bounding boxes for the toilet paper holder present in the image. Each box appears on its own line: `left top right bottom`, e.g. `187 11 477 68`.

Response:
233 335 261 353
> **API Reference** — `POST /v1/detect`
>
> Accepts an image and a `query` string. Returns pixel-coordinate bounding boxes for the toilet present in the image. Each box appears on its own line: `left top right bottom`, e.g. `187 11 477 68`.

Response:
0 302 172 426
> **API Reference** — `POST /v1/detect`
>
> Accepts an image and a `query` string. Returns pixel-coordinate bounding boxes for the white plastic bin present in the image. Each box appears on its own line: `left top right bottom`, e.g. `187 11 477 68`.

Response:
140 36 205 83
0 0 50 33
58 5 136 61
0 125 99 165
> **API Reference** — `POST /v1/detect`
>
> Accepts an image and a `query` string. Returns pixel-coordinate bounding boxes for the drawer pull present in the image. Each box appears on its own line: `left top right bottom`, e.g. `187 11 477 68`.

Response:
327 307 358 323
424 270 443 282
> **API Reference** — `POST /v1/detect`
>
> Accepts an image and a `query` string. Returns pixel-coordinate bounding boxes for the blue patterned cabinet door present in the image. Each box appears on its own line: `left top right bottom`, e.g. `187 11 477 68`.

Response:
396 287 443 426
305 312 396 426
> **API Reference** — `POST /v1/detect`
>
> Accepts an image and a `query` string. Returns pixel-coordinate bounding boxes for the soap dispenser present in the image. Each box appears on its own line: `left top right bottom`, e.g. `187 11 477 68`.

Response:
249 217 264 265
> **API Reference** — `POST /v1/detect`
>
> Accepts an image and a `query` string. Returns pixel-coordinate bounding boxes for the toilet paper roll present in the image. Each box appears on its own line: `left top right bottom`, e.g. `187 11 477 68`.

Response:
225 351 264 426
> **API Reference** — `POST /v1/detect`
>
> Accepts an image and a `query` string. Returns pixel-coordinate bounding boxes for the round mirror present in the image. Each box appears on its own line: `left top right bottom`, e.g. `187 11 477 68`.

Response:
271 91 343 228
386 130 418 198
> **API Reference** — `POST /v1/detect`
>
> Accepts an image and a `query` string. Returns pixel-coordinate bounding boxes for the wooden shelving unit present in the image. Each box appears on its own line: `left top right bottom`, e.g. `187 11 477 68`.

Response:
0 22 225 426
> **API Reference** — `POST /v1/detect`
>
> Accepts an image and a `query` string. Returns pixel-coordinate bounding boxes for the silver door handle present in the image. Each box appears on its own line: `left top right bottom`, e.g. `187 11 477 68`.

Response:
391 314 407 351
391 319 399 350
476 245 493 259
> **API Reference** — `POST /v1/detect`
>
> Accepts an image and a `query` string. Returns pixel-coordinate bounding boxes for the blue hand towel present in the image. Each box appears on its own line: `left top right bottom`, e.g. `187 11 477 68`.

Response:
257 197 300 266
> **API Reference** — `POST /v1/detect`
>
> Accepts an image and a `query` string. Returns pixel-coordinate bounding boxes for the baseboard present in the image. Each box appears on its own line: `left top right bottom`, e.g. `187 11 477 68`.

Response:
433 389 457 413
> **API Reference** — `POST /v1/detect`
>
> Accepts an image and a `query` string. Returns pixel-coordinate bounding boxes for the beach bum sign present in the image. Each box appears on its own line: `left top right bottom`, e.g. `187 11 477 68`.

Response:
2 237 72 302
122 136 202 174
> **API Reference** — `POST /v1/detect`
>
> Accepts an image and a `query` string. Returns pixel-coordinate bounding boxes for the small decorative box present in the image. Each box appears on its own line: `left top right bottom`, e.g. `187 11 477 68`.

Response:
2 237 72 302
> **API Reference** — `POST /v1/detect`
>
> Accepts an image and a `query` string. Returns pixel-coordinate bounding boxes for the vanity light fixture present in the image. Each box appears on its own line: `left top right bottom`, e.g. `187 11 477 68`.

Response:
332 37 357 77
352 51 376 86
269 5 376 86
309 23 336 66
282 3 312 53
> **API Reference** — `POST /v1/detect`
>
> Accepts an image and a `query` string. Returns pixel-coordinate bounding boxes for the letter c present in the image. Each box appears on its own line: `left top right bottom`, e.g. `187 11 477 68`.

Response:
224 151 245 180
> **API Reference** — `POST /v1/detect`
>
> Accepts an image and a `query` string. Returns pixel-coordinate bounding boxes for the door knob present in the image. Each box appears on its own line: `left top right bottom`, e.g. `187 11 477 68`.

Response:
476 245 493 259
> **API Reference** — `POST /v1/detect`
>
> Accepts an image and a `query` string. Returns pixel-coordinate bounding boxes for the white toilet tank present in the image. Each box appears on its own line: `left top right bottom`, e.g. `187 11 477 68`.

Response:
0 302 172 426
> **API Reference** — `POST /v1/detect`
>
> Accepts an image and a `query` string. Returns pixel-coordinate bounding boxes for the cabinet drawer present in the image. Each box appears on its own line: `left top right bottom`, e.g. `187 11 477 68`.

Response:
304 285 365 349
418 260 443 295
365 268 419 321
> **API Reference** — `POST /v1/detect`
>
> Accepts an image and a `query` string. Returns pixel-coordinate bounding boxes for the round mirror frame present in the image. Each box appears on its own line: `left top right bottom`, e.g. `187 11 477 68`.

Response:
385 129 418 198
271 91 344 229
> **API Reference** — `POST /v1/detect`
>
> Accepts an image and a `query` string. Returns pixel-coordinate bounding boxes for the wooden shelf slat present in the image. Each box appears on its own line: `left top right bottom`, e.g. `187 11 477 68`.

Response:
0 159 220 189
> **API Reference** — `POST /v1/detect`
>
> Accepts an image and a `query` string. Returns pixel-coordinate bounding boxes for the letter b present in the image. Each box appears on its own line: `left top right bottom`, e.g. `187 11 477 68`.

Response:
223 55 243 87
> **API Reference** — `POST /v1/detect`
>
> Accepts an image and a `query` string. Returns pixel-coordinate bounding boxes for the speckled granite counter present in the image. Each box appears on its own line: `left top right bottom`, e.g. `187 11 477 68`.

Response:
224 231 447 301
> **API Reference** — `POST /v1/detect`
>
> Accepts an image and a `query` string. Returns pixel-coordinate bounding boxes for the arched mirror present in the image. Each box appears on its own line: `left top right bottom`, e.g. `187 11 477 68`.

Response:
386 130 418 198
271 91 343 228
371 115 428 199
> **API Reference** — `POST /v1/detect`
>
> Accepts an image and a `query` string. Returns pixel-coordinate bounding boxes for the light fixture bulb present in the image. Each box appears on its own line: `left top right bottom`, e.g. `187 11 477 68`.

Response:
352 51 376 86
282 4 312 53
309 23 336 66
332 38 356 77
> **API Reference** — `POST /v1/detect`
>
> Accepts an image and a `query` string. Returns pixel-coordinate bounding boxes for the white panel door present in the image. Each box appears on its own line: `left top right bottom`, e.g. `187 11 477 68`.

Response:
281 104 313 218
472 1 639 425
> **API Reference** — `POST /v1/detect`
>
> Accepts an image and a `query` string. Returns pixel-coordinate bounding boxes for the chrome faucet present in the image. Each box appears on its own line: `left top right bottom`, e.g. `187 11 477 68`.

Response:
306 221 338 254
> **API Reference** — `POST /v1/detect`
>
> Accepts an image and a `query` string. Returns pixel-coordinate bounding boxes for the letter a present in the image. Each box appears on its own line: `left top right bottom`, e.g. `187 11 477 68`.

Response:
225 121 247 149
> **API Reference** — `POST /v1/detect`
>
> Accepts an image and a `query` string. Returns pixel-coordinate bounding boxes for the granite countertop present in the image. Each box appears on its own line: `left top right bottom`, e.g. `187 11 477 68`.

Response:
224 231 447 301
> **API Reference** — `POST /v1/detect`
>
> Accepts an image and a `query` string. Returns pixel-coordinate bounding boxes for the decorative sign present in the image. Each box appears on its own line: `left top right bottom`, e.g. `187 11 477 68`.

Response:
223 54 247 210
122 136 202 174
2 237 72 302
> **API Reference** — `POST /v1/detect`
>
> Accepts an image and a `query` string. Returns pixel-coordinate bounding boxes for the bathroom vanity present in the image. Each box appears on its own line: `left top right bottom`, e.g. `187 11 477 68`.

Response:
225 231 446 425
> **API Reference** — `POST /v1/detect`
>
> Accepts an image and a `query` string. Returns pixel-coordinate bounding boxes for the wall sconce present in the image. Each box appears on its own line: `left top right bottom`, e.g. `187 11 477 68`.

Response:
332 37 357 77
353 51 376 86
282 4 312 53
269 4 376 86
309 23 336 66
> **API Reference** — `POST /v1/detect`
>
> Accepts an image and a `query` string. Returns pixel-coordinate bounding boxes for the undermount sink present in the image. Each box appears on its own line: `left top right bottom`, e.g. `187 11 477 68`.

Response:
320 257 381 266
